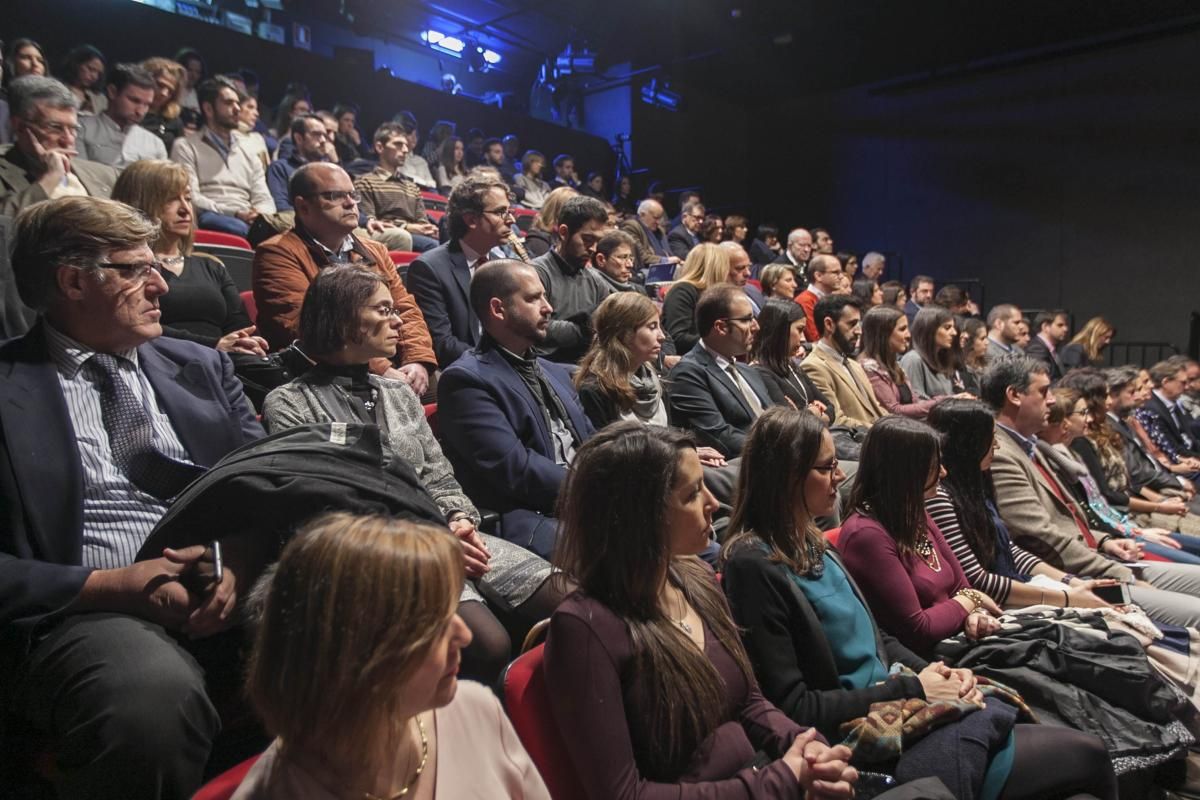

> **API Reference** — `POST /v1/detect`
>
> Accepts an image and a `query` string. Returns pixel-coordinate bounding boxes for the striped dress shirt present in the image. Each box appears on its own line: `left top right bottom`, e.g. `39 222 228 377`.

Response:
45 324 195 569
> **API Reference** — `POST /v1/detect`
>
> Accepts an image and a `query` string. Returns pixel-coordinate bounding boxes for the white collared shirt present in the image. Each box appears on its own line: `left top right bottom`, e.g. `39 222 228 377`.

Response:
79 112 168 169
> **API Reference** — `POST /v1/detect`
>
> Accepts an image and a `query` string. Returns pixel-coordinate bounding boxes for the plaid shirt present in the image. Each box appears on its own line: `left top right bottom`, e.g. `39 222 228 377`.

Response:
354 166 427 226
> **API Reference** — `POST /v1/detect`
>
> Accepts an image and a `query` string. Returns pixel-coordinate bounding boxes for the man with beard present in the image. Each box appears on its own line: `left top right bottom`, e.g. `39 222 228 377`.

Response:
170 77 274 236
78 64 166 169
802 294 885 428
407 175 515 368
530 194 612 363
436 260 596 559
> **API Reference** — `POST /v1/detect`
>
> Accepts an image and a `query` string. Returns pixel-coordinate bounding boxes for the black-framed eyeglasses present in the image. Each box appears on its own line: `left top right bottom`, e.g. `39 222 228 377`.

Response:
366 303 404 318
812 458 840 474
721 314 755 325
308 190 361 204
94 260 164 283
482 207 515 220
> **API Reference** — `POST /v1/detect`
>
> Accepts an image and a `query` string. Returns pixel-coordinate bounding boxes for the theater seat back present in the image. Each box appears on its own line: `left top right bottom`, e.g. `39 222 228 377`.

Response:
192 754 260 800
500 644 585 800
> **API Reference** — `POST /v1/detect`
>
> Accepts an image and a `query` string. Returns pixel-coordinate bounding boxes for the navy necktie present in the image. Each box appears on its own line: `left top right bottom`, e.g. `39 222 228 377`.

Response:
87 353 204 500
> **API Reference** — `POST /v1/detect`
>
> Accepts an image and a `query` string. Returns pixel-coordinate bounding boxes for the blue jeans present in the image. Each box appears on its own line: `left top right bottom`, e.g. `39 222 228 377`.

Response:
197 210 250 237
1140 534 1200 565
409 232 439 252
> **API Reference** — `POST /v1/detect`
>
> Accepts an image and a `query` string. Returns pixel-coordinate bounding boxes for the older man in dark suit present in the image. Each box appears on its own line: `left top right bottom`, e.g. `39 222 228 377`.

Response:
669 284 782 458
0 197 263 799
437 260 596 559
407 174 514 368
667 198 704 261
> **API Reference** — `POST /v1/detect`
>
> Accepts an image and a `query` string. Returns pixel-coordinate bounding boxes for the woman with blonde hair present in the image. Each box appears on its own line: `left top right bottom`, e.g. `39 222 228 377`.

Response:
1061 316 1115 370
235 512 550 799
514 150 551 210
111 160 264 357
661 242 732 355
139 57 187 151
523 185 577 257
760 262 798 301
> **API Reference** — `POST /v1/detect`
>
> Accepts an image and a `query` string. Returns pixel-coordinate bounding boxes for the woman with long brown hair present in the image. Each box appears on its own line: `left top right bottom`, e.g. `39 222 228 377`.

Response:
858 305 940 418
546 422 859 797
900 306 972 400
1060 316 1115 369
236 512 550 799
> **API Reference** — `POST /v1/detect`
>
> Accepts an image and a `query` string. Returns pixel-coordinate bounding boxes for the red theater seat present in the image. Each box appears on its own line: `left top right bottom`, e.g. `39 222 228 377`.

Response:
240 291 257 324
389 250 420 266
500 644 585 800
194 230 253 250
192 755 261 800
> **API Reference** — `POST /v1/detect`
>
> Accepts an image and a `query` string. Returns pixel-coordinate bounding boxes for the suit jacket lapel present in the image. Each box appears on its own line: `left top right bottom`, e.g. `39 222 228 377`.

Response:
138 342 232 467
480 348 553 455
447 245 479 342
697 347 753 416
0 324 84 562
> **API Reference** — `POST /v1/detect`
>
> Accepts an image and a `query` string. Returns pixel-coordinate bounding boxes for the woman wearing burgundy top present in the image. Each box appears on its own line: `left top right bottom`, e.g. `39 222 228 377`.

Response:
545 423 860 799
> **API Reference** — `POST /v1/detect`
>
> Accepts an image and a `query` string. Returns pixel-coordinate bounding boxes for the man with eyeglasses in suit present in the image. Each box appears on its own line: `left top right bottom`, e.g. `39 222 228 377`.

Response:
0 75 118 216
253 162 436 393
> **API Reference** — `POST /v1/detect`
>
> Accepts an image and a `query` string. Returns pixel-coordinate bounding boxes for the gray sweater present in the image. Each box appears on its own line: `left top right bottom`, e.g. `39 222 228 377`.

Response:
531 249 613 363
899 349 959 400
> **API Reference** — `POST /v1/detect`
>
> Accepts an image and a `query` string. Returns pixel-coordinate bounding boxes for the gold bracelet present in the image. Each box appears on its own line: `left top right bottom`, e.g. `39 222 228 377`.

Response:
955 588 986 610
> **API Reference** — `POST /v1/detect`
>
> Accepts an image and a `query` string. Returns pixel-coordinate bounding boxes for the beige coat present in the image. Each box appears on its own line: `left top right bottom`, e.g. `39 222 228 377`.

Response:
800 344 885 429
0 144 117 216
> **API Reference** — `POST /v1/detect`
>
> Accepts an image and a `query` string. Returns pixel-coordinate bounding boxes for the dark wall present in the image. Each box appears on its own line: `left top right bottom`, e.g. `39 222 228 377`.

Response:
6 0 615 176
748 29 1200 349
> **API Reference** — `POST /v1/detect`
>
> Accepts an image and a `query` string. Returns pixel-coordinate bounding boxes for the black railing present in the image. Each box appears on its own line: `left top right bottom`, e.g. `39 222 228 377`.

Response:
1104 341 1179 368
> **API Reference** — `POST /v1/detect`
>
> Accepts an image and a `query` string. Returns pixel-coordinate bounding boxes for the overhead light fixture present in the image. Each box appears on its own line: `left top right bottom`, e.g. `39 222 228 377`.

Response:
641 79 682 111
421 29 464 57
421 28 499 67
556 43 596 76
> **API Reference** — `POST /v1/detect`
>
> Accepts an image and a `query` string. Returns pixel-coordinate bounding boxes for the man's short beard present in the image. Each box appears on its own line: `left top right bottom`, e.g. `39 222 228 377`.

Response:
832 329 855 357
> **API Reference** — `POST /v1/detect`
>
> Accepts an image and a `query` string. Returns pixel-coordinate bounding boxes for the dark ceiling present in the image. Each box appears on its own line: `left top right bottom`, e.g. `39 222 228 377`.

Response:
327 0 1200 105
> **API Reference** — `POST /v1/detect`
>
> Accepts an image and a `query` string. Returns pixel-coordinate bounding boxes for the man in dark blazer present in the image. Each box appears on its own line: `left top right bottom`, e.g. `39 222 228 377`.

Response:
406 175 512 368
437 260 596 560
1022 310 1069 382
667 198 704 261
0 197 263 799
1135 357 1200 470
669 285 781 458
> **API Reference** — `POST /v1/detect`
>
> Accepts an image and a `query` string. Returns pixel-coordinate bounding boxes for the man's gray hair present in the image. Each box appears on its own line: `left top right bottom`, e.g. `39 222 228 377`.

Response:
862 251 885 268
8 75 79 119
637 198 661 217
1104 366 1140 394
787 227 810 245
979 354 1049 412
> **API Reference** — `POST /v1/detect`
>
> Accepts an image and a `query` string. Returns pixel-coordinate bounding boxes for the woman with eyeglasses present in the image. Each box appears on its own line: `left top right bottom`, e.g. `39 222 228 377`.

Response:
546 422 866 799
111 160 265 357
721 407 1116 800
262 266 567 684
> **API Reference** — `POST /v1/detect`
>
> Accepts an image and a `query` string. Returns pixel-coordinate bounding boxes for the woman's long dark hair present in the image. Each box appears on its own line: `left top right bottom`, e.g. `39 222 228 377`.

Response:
858 305 907 385
848 416 941 551
723 407 828 574
911 306 957 375
750 299 805 376
554 422 754 781
927 399 999 566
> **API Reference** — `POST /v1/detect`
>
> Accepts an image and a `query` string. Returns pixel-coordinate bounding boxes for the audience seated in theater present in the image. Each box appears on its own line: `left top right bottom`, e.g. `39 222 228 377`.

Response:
523 184 576 258
407 175 514 369
719 240 764 313
959 317 989 392
530 195 613 363
611 174 635 215
78 63 165 169
985 303 1023 360
235 94 270 172
513 149 551 210
0 196 263 799
668 199 705 261
861 251 886 283
837 250 858 278
593 229 649 296
802 295 886 429
636 197 674 262
880 280 907 311
925 399 1118 610
549 152 579 190
1021 310 1070 381
661 242 732 356
546 423 866 799
331 103 371 163
424 119 456 164
668 285 779 458
261 267 565 682
795 253 844 342
851 277 882 310
811 227 834 255
431 134 469 195
749 223 782 267
775 227 812 282
253 162 435 391
1042 384 1200 561
174 47 205 112
903 274 935 324
170 76 274 237
1013 318 1031 350
900 307 973 401
111 159 265 358
723 214 749 248
858 305 940 419
391 110 438 190
59 45 107 117
139 57 187 153
699 212 724 244
265 113 330 213
750 300 833 426
353 121 439 253
437 260 596 559
6 38 48 82
617 216 656 273
1133 356 1200 471
933 284 979 318
234 513 551 800
480 137 514 184
0 76 118 216
580 171 606 201
267 91 309 158
1060 316 1115 370
982 355 1200 626
759 262 798 301
722 408 1116 800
